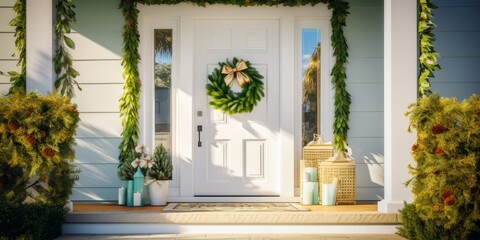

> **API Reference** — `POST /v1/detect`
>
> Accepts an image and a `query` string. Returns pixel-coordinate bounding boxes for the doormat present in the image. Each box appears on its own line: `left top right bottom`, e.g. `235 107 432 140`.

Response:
163 202 310 212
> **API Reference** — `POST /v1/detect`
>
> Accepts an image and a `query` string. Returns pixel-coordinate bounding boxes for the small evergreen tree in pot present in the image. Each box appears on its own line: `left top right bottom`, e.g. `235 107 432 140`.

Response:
147 144 172 205
148 144 172 181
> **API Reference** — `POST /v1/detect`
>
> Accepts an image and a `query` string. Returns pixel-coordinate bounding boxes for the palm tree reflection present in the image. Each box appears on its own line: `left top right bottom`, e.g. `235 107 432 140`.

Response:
302 43 321 146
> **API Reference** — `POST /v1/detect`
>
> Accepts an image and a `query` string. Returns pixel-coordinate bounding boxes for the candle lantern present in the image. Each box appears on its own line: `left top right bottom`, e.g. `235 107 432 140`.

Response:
319 153 356 205
133 167 145 206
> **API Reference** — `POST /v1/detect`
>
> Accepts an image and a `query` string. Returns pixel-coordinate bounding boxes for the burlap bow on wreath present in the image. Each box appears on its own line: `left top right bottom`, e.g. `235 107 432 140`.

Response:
221 60 251 87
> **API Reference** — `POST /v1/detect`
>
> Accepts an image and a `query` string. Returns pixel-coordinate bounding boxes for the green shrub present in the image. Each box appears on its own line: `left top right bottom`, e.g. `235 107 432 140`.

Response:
399 93 480 239
0 92 80 238
0 201 66 240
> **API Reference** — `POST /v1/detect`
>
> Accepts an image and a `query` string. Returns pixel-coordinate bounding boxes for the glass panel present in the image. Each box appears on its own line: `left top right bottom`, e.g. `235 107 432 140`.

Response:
154 29 172 151
301 29 321 146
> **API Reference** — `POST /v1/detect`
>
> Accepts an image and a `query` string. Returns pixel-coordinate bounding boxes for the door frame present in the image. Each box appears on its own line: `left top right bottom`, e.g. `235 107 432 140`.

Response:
138 3 333 202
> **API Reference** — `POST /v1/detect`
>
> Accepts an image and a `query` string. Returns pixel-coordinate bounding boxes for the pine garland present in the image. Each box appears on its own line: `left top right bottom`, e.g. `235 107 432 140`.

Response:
54 0 82 98
0 0 26 95
418 0 441 96
327 0 350 153
119 0 351 157
118 0 142 163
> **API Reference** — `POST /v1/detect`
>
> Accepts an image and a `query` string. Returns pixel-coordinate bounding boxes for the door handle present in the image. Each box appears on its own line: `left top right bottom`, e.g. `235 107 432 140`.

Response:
197 125 202 147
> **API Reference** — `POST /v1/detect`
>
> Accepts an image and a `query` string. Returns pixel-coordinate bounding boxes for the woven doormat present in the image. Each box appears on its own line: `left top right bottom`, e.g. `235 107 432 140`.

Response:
163 202 310 212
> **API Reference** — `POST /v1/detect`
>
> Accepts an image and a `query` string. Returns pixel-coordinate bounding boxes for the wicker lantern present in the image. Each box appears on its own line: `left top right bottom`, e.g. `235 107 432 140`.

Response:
319 153 356 205
302 134 334 168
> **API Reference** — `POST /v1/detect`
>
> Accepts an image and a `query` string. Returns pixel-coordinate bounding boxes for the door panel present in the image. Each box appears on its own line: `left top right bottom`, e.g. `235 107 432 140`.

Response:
194 19 280 196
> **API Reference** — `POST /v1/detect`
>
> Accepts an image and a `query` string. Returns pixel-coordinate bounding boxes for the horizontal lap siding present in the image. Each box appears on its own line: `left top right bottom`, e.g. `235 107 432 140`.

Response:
345 0 384 200
71 0 124 201
431 0 480 100
0 3 15 96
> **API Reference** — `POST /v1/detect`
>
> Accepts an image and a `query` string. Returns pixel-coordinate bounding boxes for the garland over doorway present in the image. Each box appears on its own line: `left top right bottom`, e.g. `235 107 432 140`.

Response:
118 0 351 162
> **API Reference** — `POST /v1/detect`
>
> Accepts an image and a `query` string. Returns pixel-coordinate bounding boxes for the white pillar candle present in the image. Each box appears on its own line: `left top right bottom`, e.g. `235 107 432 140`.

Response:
118 187 126 205
133 192 141 206
302 182 314 205
322 183 337 206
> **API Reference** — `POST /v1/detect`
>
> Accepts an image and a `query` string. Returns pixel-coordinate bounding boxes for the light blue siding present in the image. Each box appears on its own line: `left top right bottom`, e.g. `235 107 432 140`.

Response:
71 0 124 201
345 0 384 200
0 2 16 95
431 0 480 100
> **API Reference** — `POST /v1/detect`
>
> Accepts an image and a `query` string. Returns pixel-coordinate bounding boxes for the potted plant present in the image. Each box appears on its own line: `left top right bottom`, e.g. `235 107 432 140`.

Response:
117 145 151 206
146 144 172 206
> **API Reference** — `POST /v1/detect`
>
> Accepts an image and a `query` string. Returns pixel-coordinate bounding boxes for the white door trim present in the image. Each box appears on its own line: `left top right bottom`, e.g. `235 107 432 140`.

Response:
138 17 182 196
293 18 334 194
138 3 333 201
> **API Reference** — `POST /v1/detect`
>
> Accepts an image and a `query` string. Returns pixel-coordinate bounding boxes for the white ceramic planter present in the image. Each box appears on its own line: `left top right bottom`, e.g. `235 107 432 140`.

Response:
148 180 169 206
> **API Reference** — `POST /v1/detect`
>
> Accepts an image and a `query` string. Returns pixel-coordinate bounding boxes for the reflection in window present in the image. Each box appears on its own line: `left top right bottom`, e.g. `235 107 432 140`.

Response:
302 29 321 146
154 29 172 151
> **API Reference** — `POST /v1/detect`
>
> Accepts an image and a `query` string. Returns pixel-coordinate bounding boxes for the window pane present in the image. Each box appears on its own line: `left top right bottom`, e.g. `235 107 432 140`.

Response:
301 29 321 146
154 29 172 151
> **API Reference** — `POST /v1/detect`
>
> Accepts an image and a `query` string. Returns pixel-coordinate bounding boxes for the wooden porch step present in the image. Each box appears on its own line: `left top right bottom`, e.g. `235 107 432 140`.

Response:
66 210 399 225
63 203 400 235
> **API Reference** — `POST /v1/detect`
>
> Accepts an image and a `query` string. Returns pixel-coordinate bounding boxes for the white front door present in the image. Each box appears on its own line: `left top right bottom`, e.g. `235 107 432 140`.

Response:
194 19 281 196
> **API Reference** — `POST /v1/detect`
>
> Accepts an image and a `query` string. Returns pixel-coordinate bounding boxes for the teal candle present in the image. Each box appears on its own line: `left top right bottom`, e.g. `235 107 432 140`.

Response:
126 180 134 207
133 167 145 206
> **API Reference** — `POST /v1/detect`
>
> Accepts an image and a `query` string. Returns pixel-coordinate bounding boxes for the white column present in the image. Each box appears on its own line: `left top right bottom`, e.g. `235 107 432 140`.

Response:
26 0 54 94
378 0 417 213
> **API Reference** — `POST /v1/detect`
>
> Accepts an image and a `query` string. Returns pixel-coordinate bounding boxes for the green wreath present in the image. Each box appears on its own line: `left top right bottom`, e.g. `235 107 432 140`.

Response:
206 58 265 114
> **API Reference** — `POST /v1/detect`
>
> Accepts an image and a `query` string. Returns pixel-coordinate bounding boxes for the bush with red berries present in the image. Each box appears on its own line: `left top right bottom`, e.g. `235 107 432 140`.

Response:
0 92 80 205
399 93 480 239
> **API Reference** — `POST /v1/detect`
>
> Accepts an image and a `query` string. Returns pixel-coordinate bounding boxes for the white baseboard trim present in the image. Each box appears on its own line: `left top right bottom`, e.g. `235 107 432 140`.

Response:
378 200 409 213
63 224 399 235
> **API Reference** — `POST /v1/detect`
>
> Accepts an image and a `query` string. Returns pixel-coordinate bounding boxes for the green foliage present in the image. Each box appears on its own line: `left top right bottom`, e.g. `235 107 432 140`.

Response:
54 0 82 97
117 151 139 181
400 93 480 239
148 144 172 180
0 201 66 240
119 0 142 163
0 0 26 95
139 0 328 7
206 58 265 114
327 0 350 154
119 0 351 157
2 0 80 97
418 0 441 96
0 92 80 205
398 203 445 240
399 203 480 240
